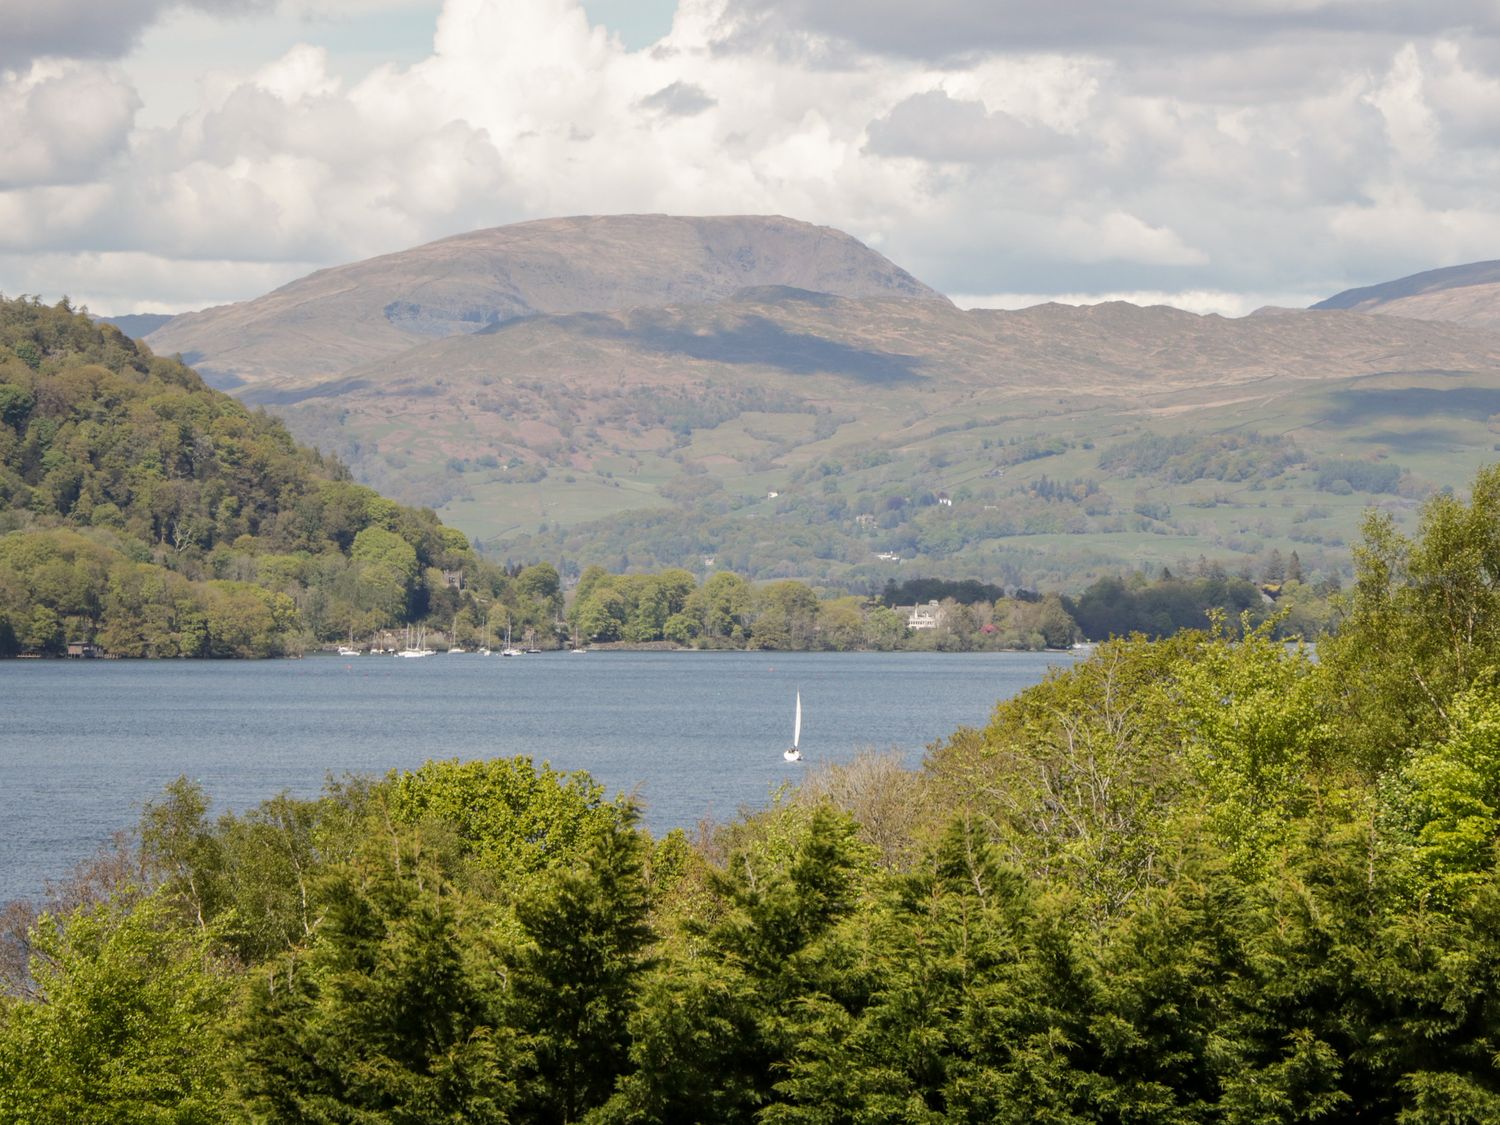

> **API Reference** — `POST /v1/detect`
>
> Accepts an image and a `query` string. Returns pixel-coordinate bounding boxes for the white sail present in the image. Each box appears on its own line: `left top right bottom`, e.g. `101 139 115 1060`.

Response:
793 691 802 749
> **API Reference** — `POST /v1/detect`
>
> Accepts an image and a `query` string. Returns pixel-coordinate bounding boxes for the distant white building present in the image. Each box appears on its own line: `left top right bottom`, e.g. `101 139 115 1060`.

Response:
905 600 944 630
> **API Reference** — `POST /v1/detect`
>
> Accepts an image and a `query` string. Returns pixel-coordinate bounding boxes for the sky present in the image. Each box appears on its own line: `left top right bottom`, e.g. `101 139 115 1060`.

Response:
2 0 1499 317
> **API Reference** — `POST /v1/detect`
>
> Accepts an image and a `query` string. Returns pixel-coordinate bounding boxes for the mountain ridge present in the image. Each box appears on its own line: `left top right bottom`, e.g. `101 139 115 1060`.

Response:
145 214 946 389
1310 260 1500 328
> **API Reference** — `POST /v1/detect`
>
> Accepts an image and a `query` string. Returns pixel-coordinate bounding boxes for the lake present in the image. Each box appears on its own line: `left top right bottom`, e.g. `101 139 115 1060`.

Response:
0 649 1081 905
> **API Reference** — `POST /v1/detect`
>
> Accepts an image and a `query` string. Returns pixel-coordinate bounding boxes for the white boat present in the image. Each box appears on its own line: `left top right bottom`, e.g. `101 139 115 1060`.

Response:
448 646 465 654
783 691 803 762
337 646 361 657
395 625 434 657
500 622 523 657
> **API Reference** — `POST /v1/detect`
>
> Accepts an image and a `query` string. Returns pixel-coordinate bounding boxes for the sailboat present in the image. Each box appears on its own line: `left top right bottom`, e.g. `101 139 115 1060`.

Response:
501 622 523 657
783 691 803 762
397 624 433 657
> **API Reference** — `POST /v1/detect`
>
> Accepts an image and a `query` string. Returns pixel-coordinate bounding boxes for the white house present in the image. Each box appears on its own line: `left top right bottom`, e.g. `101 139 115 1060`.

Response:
905 600 944 630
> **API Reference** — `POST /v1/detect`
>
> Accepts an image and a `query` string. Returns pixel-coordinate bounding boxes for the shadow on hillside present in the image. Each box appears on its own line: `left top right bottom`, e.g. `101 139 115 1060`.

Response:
1354 427 1469 453
1324 384 1500 427
242 377 371 405
575 314 928 384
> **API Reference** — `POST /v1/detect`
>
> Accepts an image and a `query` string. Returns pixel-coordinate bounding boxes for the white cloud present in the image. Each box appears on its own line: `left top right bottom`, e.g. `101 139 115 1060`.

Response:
865 90 1074 163
0 249 317 312
0 0 273 70
5 0 1500 314
717 0 1500 62
0 62 140 189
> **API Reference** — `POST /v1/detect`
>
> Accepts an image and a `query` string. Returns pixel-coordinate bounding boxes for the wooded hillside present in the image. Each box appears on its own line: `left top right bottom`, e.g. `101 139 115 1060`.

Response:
0 296 500 656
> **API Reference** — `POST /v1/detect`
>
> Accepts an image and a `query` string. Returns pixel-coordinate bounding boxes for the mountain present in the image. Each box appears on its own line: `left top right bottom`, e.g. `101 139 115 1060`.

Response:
145 214 945 389
262 289 1500 588
98 313 176 340
1311 260 1500 327
137 221 1500 589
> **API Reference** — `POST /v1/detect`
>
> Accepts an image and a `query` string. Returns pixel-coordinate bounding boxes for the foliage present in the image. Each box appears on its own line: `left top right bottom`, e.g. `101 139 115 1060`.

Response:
1316 457 1403 494
0 296 498 656
1065 572 1266 640
0 892 234 1124
382 756 624 886
1099 430 1297 483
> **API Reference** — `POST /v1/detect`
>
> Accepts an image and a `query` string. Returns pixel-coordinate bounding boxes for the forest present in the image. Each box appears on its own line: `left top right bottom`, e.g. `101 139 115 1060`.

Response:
0 296 559 657
562 562 1335 652
4 468 1500 1121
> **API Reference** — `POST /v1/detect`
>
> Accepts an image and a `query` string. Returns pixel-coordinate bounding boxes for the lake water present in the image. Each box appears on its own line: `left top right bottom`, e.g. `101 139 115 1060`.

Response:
0 649 1080 905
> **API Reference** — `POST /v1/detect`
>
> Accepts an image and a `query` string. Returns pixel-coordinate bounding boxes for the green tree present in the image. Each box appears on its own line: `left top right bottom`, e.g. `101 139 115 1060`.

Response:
235 840 517 1123
381 757 622 886
1322 465 1500 771
606 806 867 1122
511 811 654 1122
0 893 234 1124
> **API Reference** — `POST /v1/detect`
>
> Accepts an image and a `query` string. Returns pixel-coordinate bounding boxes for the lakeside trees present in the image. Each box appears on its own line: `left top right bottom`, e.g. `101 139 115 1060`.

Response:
5 468 1500 1118
0 297 556 656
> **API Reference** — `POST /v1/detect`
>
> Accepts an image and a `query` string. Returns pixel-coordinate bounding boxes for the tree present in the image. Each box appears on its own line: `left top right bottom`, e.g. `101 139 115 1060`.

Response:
381 756 622 885
686 570 750 642
0 893 234 1124
863 605 909 650
1322 465 1500 771
235 840 517 1124
511 811 654 1122
604 806 867 1122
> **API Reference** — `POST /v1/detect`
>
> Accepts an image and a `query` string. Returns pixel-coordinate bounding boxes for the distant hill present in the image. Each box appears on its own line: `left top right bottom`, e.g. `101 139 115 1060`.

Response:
98 313 176 340
132 222 1500 588
260 290 1500 588
1312 260 1500 328
145 215 946 389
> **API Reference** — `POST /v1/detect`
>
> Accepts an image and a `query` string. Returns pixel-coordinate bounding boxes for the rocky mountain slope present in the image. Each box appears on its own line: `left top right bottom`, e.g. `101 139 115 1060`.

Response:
1311 260 1500 328
145 215 944 389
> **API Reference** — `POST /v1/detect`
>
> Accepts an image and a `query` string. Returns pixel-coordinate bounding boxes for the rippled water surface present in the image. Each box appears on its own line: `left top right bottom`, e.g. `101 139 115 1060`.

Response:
0 649 1081 904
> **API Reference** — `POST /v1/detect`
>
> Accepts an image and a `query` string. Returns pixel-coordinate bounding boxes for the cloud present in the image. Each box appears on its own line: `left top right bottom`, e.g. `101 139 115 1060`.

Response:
952 288 1325 317
6 0 1500 317
0 249 319 312
717 0 1500 62
865 90 1072 163
637 80 717 116
0 62 140 189
0 0 272 70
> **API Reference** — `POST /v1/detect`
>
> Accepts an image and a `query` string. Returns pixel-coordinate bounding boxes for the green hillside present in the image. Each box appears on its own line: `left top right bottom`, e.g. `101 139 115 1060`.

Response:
496 361 1500 591
0 297 543 657
269 294 1500 591
121 217 1500 591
